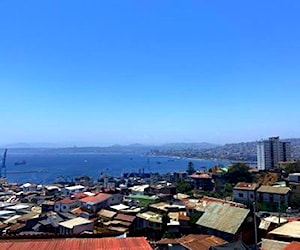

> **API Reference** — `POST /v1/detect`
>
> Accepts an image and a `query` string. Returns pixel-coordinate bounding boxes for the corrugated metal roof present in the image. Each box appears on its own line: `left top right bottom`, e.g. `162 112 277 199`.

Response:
257 185 290 195
182 235 226 250
65 185 85 190
56 197 78 204
110 204 130 211
283 241 300 250
0 237 153 250
156 234 226 250
103 220 131 227
59 217 92 229
259 220 272 230
80 193 112 204
114 213 135 223
261 239 289 250
234 182 259 190
269 221 300 238
107 226 128 233
98 209 117 219
190 173 211 179
196 202 250 235
137 211 162 223
3 215 21 224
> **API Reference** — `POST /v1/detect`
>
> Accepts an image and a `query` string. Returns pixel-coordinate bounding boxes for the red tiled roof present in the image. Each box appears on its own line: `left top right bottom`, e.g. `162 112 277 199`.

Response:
0 237 152 250
80 193 112 204
57 197 78 204
114 213 136 223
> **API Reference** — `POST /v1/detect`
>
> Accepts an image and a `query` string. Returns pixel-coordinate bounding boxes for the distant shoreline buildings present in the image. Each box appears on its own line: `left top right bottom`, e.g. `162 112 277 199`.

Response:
257 136 291 171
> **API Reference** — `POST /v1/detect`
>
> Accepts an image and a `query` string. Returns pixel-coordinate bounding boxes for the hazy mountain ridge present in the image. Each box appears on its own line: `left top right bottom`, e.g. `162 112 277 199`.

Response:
153 138 300 161
1 139 300 160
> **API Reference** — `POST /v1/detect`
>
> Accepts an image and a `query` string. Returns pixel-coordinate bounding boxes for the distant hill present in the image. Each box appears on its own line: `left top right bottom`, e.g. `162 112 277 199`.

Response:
153 138 300 161
1 142 59 148
158 142 219 150
1 139 300 160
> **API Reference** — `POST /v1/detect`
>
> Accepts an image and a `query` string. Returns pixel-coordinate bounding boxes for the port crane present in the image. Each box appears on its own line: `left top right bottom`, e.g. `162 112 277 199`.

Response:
1 149 7 179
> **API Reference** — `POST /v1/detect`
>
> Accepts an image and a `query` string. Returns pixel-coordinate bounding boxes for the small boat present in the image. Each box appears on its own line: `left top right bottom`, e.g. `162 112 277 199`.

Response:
14 160 26 166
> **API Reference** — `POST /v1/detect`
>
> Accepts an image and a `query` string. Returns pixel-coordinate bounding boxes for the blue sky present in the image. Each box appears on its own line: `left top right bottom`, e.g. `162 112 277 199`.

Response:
0 1 299 146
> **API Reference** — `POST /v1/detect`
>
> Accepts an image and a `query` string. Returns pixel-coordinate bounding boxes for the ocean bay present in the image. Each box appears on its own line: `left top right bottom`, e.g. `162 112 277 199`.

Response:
4 152 230 184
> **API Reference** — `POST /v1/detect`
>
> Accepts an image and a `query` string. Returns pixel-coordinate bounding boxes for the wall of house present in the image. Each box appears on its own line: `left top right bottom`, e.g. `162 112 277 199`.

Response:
136 217 147 230
288 174 300 183
59 226 72 234
233 189 256 204
257 192 289 211
108 194 123 206
62 188 84 196
55 202 79 213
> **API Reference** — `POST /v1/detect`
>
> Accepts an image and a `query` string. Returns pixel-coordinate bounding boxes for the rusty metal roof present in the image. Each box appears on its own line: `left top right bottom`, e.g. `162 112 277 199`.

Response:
234 182 259 190
0 237 153 250
182 235 226 250
156 234 226 250
283 241 300 250
196 202 250 235
56 197 78 204
114 213 136 223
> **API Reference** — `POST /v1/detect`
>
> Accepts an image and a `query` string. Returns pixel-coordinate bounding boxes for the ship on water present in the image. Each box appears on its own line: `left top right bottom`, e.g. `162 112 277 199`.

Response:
14 160 26 166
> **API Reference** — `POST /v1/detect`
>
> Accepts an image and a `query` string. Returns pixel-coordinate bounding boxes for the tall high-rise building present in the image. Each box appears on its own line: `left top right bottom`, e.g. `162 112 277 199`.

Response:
257 136 291 170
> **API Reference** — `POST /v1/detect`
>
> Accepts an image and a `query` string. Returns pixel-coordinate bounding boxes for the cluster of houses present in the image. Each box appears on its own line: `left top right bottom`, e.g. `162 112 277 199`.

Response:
0 170 299 249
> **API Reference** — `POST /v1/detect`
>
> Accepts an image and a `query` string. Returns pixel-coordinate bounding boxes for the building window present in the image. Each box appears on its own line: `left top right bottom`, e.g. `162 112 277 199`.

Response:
238 193 243 198
269 194 274 202
250 194 254 199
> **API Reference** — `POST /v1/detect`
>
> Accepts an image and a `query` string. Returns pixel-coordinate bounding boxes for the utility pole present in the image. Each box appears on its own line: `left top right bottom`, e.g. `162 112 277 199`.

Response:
278 197 281 226
253 201 258 246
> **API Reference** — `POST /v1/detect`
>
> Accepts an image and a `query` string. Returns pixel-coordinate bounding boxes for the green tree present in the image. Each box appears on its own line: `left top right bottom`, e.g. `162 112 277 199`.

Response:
189 213 201 226
187 161 196 175
284 161 300 174
176 179 192 193
224 163 253 185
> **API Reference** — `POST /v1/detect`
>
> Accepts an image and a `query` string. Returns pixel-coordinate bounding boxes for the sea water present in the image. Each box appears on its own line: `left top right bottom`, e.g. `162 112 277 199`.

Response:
4 152 230 184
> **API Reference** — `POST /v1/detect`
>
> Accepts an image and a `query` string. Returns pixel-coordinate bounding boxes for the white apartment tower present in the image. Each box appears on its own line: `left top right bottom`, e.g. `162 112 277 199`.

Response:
257 136 291 170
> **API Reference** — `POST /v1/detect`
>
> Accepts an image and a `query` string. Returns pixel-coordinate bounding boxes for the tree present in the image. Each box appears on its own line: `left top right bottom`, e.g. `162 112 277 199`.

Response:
176 179 192 193
187 161 196 175
189 213 201 226
224 163 253 185
284 161 300 174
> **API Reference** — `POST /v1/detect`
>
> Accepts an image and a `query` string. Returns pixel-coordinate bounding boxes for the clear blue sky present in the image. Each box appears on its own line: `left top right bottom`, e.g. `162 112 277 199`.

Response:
0 1 299 146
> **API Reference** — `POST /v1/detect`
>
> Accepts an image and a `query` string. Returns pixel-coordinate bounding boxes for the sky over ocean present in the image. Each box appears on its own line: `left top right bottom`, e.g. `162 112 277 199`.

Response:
0 1 300 146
